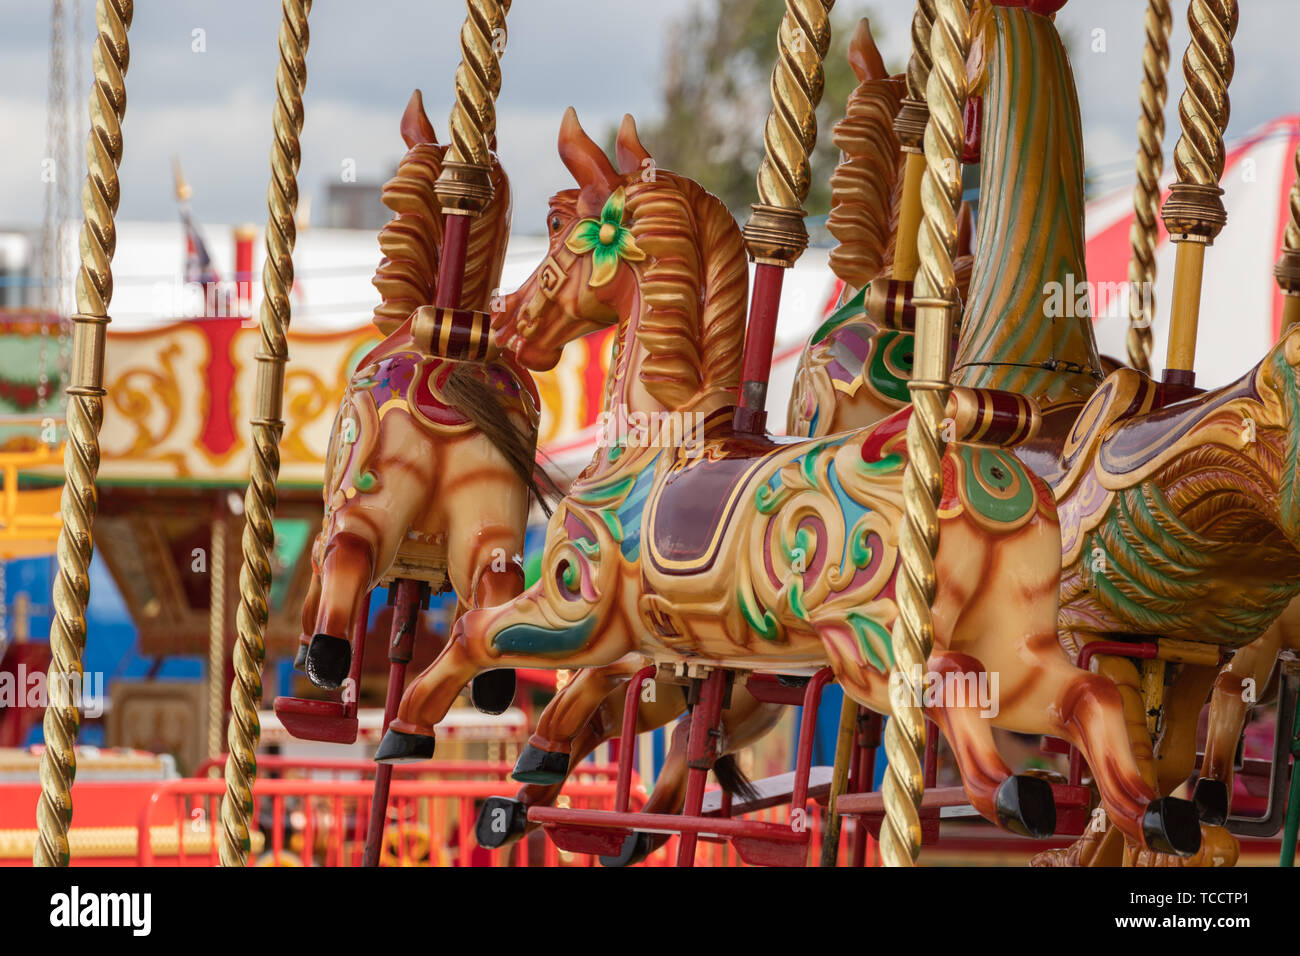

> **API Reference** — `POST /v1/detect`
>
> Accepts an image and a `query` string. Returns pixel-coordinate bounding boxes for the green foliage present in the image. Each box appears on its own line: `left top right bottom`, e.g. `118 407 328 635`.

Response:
631 0 885 218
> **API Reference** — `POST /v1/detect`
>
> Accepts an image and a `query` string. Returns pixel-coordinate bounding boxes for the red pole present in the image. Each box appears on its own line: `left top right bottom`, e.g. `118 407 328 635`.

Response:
435 213 471 310
616 666 657 812
732 263 787 434
362 579 425 867
676 669 728 866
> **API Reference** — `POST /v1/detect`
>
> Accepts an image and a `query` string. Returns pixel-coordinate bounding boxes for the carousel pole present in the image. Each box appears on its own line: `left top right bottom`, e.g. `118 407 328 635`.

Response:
369 0 511 846
1160 0 1238 390
733 0 835 435
219 0 312 867
880 0 971 868
1273 142 1300 333
1125 0 1173 375
34 0 132 868
206 494 228 763
891 0 936 282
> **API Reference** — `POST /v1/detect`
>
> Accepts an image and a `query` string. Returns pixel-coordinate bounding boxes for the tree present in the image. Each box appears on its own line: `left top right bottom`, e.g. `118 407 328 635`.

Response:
634 0 884 218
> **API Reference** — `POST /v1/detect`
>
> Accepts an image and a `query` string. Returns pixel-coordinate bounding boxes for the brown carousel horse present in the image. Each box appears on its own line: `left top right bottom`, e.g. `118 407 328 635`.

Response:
297 91 550 714
929 4 1300 865
375 104 1201 856
474 21 981 864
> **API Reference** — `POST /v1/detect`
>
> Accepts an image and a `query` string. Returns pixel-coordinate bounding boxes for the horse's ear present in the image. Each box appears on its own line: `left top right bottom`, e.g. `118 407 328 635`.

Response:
614 114 652 176
401 89 438 148
847 19 887 84
559 107 620 196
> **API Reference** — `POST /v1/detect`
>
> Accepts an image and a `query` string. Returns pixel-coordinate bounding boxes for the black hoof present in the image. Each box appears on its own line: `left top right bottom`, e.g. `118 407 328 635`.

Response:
1142 796 1201 857
292 643 308 671
994 775 1056 839
374 729 436 764
1192 777 1229 826
512 744 570 784
305 633 352 689
470 669 517 716
475 796 529 849
599 832 655 868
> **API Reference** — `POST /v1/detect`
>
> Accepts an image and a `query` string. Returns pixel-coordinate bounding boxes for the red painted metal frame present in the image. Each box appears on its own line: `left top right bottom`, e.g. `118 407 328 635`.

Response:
530 666 837 867
1062 641 1157 786
363 578 427 866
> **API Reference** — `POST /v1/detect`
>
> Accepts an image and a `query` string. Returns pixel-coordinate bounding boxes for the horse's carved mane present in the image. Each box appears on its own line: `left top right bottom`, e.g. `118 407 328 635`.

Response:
372 90 512 335
623 171 748 408
826 20 906 289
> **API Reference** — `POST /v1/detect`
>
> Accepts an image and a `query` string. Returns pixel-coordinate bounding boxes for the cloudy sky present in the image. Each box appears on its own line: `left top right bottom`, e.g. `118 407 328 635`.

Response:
3 0 1299 234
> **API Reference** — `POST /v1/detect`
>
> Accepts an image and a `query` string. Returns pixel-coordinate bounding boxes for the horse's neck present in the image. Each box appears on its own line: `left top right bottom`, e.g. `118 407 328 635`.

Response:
952 6 1102 408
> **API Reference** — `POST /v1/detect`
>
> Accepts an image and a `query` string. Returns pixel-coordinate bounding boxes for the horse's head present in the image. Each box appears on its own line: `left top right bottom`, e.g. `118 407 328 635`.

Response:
494 109 748 411
493 108 651 370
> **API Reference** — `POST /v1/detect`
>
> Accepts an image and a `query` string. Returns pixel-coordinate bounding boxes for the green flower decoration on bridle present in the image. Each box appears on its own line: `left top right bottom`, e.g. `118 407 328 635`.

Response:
564 186 645 287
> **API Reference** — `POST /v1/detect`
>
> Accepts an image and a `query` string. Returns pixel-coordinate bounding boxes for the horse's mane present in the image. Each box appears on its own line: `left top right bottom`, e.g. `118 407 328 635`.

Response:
826 56 906 289
623 171 748 408
372 90 512 335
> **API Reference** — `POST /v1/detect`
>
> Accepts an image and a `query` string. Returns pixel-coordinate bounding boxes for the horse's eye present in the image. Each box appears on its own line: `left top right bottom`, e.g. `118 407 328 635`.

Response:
550 216 562 233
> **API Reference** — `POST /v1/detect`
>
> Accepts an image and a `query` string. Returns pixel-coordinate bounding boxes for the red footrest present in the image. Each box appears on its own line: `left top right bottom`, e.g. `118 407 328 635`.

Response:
273 696 359 744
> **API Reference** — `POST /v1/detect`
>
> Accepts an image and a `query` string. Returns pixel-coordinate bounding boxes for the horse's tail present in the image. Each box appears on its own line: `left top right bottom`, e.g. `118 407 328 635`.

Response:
712 753 761 804
442 363 563 517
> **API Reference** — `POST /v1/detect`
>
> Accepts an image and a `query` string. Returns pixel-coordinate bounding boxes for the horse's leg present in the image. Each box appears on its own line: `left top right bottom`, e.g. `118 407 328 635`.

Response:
307 530 375 687
922 651 1056 838
377 570 636 761
294 559 323 670
478 666 692 851
1197 623 1284 823
515 654 650 783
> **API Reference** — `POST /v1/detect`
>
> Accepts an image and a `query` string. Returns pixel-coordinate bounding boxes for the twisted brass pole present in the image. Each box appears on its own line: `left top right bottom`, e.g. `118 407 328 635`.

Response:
892 0 936 281
1274 142 1300 333
220 0 311 866
1125 0 1172 374
734 0 835 432
206 500 227 762
881 0 970 868
1161 0 1237 385
34 0 132 868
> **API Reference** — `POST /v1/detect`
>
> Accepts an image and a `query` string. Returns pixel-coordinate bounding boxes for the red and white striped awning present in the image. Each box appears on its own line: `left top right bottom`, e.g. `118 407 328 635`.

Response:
1086 115 1300 388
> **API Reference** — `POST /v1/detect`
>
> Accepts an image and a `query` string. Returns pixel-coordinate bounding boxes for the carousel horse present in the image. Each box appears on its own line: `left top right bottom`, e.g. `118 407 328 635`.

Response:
376 104 1201 856
474 20 980 863
936 4 1300 865
297 91 551 715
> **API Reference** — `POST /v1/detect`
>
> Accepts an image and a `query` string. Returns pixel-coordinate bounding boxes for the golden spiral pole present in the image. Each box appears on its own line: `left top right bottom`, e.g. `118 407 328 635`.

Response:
735 0 834 432
34 0 132 869
1125 0 1172 375
206 499 227 762
1274 141 1300 333
891 0 936 281
435 0 511 216
219 0 311 867
880 0 971 869
1161 0 1237 386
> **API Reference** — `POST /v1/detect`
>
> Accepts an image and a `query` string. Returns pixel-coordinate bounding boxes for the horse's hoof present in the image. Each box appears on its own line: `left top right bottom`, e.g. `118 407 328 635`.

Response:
599 832 654 868
512 744 570 784
994 774 1056 839
374 729 436 764
1142 797 1201 857
305 633 352 689
292 643 309 672
1192 778 1229 826
470 669 517 716
475 796 529 849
